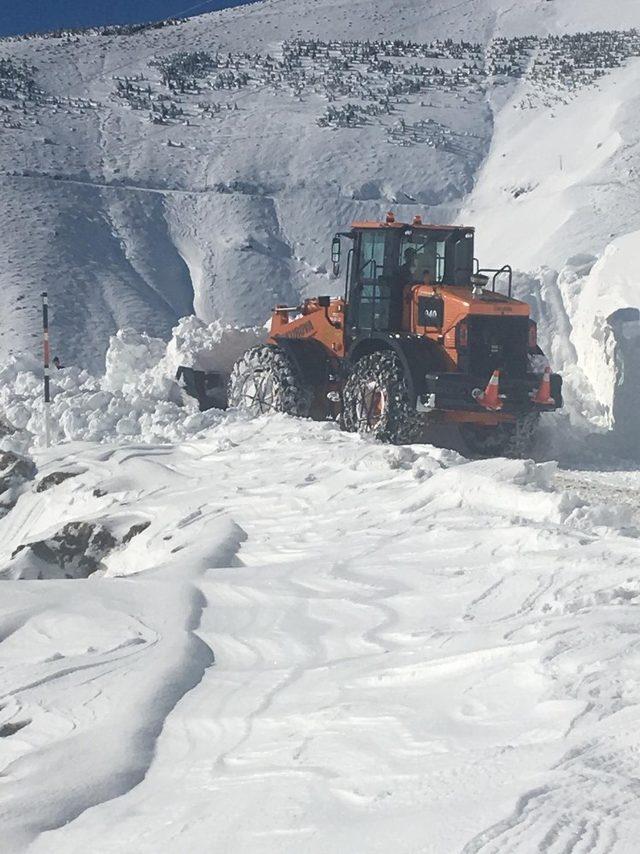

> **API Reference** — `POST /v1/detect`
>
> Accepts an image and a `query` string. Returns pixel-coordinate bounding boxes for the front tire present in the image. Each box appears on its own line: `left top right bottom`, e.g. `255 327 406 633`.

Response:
341 351 422 444
228 344 311 418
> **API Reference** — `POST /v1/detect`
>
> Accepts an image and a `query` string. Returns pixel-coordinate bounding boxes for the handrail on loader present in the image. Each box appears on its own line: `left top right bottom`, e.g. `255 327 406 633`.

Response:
477 265 513 298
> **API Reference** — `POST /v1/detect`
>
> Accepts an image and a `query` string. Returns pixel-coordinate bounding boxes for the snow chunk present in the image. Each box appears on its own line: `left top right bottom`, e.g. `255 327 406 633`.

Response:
162 316 266 375
103 328 168 395
0 318 262 451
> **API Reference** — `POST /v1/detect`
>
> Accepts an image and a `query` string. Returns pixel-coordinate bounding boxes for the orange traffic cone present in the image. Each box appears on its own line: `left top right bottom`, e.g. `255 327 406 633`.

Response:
474 370 503 411
532 367 555 405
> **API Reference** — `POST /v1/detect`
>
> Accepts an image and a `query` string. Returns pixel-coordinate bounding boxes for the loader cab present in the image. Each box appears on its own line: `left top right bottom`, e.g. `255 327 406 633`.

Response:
338 216 475 336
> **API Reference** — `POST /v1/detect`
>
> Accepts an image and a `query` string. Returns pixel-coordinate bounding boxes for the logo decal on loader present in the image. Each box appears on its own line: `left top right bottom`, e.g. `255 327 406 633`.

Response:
418 296 444 328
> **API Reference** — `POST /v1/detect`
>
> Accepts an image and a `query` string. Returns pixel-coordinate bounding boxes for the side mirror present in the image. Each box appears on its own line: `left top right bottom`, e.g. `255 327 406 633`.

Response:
331 236 341 277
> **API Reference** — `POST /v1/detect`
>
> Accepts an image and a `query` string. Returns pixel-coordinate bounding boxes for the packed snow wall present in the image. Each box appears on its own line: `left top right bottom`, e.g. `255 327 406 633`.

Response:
563 234 640 453
508 234 640 455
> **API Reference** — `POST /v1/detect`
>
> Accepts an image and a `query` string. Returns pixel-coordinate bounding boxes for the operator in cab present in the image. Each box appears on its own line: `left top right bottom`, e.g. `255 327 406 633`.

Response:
399 247 417 286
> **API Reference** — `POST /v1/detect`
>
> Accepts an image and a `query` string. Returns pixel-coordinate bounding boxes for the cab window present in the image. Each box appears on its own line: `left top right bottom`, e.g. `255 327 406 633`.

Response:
399 230 474 285
359 231 387 281
399 234 443 284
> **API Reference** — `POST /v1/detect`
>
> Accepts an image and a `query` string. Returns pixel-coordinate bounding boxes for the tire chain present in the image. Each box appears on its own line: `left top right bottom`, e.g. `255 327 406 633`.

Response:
342 351 422 444
228 344 311 417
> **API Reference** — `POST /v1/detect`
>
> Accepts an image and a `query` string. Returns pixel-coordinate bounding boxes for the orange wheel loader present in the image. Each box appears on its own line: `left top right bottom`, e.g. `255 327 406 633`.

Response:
228 212 562 456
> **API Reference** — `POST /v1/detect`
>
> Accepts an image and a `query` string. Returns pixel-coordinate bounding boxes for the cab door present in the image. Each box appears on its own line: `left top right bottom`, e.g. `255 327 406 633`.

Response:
347 230 397 335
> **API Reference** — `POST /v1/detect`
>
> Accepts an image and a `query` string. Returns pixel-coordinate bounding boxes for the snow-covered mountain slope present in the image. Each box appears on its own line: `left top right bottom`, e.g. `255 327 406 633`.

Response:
1 417 639 853
462 58 640 271
2 0 640 398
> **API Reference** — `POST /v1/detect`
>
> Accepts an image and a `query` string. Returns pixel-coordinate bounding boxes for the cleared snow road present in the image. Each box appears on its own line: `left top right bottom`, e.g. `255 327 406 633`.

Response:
0 417 639 853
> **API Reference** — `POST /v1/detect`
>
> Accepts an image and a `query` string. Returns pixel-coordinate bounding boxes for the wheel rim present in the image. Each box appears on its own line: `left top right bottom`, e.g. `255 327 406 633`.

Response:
355 381 387 432
237 369 279 414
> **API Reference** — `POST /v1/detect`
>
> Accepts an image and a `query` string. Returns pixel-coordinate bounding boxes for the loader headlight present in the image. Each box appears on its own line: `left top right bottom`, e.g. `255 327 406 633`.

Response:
470 273 489 296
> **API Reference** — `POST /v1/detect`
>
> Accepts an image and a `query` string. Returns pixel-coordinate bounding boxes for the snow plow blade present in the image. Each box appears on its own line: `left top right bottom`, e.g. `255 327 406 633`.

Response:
176 366 228 411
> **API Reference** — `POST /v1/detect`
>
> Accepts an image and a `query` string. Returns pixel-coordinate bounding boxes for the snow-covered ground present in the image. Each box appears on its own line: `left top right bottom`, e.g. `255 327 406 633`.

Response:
1 416 640 853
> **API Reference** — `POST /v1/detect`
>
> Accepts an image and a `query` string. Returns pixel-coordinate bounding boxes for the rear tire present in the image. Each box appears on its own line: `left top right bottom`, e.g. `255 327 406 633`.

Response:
461 413 539 459
228 344 311 418
341 351 422 444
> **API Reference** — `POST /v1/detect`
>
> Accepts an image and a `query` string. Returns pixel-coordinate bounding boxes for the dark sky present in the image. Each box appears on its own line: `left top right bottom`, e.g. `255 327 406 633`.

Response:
0 0 254 38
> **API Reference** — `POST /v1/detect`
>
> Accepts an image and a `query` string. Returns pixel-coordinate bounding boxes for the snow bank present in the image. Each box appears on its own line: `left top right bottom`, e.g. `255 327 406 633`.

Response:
505 237 640 460
562 232 640 428
0 318 264 453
